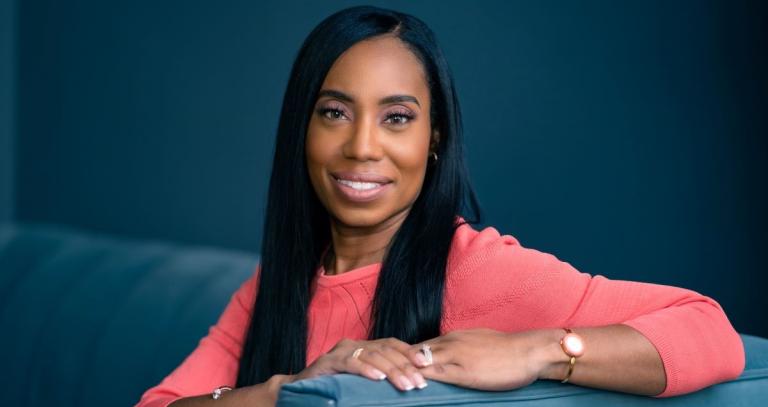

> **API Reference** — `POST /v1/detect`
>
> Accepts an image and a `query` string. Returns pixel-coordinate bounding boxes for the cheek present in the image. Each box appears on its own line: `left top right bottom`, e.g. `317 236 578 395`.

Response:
305 124 335 194
390 143 428 172
388 134 430 192
306 117 347 162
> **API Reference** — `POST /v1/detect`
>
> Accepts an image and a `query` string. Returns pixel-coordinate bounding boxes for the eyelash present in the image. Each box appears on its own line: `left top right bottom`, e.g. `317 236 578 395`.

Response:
384 110 415 125
316 107 415 125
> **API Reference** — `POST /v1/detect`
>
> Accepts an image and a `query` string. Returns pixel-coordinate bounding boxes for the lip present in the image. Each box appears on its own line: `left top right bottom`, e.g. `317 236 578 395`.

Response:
329 172 393 203
331 172 393 183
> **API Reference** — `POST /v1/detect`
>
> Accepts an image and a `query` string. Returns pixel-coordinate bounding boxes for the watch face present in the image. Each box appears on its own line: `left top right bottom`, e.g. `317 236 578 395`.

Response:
562 333 585 357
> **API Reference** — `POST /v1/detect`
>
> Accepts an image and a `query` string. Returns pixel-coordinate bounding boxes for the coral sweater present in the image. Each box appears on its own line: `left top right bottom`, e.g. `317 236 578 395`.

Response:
136 223 744 406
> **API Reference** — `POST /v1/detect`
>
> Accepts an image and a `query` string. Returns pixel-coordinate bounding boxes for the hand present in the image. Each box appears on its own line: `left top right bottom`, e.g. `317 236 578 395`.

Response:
406 328 561 391
290 337 429 391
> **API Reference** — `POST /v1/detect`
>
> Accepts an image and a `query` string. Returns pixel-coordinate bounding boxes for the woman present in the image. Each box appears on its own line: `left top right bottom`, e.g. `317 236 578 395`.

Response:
136 6 744 407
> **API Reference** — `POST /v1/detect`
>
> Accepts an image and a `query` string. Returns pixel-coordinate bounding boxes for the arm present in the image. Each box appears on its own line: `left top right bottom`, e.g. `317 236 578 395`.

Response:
540 265 745 396
138 266 434 405
431 227 745 397
407 324 666 394
536 324 666 395
166 374 293 407
135 269 276 407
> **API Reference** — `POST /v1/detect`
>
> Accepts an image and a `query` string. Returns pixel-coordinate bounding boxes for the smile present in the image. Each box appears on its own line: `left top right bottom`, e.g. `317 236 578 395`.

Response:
335 179 382 191
330 172 393 203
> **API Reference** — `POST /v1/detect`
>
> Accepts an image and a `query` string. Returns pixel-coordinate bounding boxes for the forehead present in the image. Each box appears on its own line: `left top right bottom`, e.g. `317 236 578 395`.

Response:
320 36 430 102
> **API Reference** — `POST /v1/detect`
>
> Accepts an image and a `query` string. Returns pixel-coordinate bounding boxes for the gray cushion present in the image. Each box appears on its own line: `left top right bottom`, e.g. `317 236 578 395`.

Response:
0 223 258 406
277 334 768 406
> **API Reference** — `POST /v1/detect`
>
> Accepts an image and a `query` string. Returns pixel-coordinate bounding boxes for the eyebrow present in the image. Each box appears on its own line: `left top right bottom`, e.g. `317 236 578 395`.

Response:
317 89 421 107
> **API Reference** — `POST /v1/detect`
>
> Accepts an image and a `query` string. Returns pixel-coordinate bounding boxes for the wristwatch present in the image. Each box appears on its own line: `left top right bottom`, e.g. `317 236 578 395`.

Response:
559 328 585 383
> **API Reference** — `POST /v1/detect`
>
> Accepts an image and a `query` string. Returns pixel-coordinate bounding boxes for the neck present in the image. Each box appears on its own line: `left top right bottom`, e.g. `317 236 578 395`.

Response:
325 210 409 275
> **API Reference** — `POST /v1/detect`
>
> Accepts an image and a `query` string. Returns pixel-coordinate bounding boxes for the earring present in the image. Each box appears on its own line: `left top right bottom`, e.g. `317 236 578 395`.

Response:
429 152 439 162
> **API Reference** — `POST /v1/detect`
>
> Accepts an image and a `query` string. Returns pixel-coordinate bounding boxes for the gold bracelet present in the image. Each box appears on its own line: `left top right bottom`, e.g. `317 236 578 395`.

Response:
559 328 585 384
562 355 577 383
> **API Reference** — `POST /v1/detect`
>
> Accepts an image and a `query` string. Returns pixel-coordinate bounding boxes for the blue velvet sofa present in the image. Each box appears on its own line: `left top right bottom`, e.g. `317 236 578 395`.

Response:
1 223 766 406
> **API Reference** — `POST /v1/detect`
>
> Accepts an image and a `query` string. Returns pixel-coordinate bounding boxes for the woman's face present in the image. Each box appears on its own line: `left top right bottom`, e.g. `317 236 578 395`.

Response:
306 36 434 229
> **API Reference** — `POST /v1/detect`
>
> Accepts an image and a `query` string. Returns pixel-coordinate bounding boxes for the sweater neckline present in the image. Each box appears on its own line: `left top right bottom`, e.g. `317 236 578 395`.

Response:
316 262 381 287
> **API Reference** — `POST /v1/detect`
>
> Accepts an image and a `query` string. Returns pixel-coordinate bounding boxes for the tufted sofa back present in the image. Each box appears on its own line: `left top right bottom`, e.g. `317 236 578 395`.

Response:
0 223 258 406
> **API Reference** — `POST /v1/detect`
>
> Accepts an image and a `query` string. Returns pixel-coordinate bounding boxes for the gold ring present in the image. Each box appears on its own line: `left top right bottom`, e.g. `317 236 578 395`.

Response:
352 347 364 359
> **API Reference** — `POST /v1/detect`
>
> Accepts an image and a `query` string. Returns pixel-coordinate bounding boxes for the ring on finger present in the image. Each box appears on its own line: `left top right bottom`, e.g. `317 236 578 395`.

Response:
420 343 433 365
352 347 364 359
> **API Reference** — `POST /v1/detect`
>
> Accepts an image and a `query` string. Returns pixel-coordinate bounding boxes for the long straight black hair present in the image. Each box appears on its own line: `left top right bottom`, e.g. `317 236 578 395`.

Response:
236 5 481 386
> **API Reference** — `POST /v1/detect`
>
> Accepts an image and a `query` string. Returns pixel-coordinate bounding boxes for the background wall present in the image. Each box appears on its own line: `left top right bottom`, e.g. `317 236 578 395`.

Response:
0 0 15 222
12 0 768 337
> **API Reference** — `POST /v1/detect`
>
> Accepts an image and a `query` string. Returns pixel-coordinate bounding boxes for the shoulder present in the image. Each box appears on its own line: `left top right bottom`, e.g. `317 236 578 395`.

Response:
446 220 580 288
441 221 585 331
448 220 563 271
447 221 510 271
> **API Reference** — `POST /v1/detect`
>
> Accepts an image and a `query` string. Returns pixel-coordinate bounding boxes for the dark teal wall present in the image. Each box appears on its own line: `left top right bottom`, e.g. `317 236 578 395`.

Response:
0 0 15 222
15 0 768 336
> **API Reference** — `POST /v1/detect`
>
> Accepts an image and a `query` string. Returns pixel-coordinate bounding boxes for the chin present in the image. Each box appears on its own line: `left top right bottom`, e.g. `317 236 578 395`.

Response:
330 200 417 230
332 207 390 228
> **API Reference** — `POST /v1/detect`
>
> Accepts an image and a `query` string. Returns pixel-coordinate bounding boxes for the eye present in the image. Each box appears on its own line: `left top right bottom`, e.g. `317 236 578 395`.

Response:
316 106 349 121
383 109 415 126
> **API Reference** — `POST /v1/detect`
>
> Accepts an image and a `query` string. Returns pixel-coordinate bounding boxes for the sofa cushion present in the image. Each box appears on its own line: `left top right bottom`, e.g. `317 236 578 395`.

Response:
277 335 768 405
0 223 259 406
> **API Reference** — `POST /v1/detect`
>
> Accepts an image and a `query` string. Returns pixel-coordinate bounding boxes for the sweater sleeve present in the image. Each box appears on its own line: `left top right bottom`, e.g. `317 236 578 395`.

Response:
444 225 745 397
134 269 259 407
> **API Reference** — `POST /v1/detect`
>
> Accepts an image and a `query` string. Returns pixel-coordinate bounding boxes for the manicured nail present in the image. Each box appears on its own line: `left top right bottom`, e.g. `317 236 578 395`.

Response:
414 352 430 367
413 372 428 389
400 376 415 391
371 368 387 380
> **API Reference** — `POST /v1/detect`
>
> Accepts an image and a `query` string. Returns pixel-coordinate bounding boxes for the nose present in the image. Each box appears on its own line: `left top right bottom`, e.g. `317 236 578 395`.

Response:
342 116 384 162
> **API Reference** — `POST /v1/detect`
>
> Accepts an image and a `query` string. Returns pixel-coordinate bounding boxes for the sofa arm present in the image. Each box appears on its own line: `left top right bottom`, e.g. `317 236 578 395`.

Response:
277 334 768 406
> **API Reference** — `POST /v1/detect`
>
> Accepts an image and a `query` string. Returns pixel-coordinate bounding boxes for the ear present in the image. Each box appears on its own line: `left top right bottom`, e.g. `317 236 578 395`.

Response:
430 129 441 152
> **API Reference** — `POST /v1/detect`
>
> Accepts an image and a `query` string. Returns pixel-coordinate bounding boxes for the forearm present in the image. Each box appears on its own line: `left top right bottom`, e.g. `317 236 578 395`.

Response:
534 324 666 396
167 375 294 407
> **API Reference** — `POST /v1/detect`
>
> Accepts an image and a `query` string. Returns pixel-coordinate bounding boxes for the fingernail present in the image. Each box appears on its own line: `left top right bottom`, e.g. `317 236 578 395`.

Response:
413 372 428 389
371 369 387 380
400 376 415 391
414 352 430 367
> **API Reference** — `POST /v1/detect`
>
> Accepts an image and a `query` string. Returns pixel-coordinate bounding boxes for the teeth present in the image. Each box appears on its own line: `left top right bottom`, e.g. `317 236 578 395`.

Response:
337 179 382 191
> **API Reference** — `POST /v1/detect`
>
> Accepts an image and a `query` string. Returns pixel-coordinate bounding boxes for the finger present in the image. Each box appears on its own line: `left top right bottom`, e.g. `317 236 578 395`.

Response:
379 338 430 387
378 344 429 390
407 342 435 367
344 349 388 381
358 346 426 391
348 358 389 382
409 342 453 367
418 362 466 384
380 337 413 354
